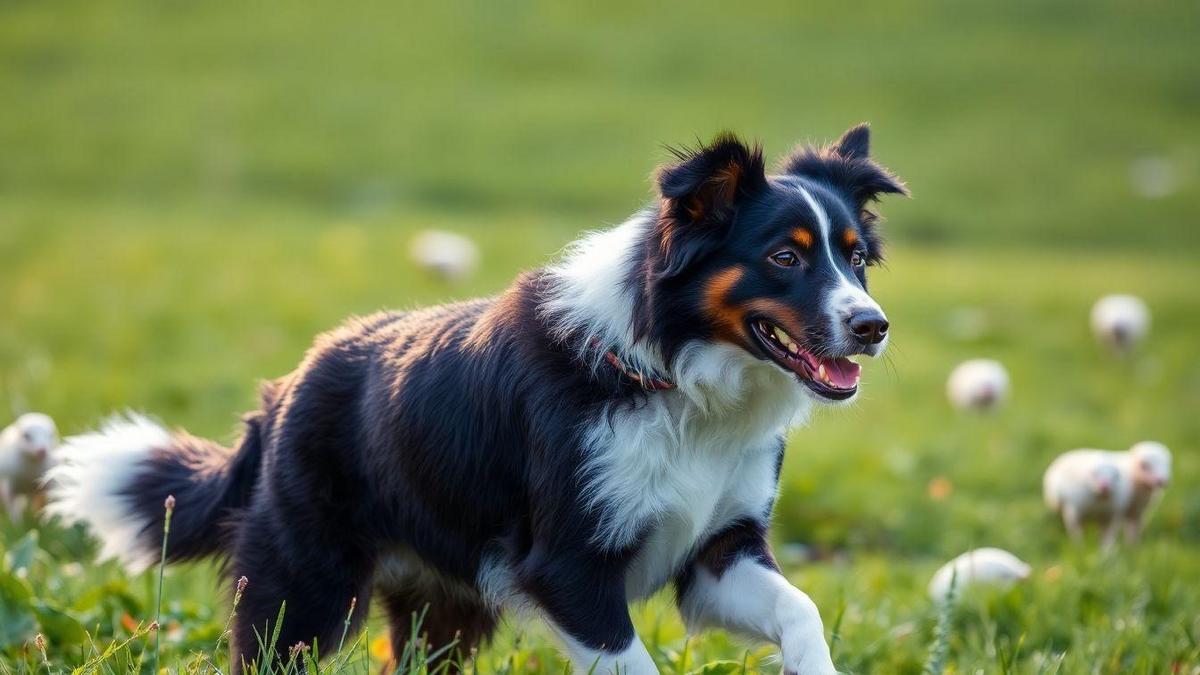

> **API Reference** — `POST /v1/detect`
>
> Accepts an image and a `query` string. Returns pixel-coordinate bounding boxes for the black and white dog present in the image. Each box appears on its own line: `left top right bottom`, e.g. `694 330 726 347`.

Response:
47 124 906 674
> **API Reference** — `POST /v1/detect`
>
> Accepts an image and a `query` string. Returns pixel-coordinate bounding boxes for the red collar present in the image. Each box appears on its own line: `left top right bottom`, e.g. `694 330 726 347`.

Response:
602 349 675 391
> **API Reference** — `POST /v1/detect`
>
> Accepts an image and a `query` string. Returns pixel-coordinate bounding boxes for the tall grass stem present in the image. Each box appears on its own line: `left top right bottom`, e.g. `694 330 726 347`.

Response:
154 495 176 675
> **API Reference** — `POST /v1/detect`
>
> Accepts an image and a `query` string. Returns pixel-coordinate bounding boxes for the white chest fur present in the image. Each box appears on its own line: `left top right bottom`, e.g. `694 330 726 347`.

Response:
577 344 811 600
542 216 814 603
621 444 782 600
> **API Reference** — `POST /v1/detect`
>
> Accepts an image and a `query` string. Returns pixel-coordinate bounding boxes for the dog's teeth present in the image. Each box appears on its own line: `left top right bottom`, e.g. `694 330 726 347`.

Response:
818 364 826 380
787 341 799 355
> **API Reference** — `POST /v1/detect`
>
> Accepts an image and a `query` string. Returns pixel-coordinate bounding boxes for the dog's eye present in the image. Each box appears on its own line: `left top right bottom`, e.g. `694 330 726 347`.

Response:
850 250 866 268
769 250 799 267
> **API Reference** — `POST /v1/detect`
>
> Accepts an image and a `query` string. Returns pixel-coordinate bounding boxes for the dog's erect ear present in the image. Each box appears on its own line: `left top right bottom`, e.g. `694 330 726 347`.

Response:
832 123 872 159
653 134 767 278
780 123 908 211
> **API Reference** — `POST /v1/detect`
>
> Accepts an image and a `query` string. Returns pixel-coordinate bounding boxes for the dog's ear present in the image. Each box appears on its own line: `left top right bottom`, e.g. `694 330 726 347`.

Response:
653 133 767 278
832 123 872 160
780 123 908 211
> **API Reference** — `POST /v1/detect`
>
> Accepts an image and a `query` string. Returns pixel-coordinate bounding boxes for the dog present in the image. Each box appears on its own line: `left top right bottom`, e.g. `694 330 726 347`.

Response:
46 124 906 674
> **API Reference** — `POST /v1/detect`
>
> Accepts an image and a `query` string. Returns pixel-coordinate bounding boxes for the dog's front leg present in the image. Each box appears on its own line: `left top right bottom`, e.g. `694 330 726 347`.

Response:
677 520 837 675
521 549 657 675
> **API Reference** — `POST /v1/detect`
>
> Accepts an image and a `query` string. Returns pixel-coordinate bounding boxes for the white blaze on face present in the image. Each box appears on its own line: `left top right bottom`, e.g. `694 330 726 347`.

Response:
792 183 887 354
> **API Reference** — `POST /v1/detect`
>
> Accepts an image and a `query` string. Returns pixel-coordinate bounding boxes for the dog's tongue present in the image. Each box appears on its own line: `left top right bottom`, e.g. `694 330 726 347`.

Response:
822 357 861 389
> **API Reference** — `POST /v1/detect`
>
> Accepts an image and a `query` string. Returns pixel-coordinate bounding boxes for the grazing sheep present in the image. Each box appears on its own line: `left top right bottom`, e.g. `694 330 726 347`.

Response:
946 359 1009 412
0 412 60 520
1043 455 1126 546
1090 294 1150 353
1044 442 1172 549
409 229 480 281
928 547 1031 603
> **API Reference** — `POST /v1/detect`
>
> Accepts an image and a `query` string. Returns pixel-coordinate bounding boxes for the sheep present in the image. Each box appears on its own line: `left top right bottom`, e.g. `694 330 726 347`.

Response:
409 229 480 282
946 359 1009 412
0 412 60 520
928 547 1031 603
1044 441 1171 549
1090 294 1150 353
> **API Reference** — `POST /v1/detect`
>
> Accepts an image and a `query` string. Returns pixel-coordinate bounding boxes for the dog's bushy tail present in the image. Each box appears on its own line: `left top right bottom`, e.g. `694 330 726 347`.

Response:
45 383 277 573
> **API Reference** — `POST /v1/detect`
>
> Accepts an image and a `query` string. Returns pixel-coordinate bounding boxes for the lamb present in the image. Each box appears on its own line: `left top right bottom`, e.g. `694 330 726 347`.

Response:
1090 294 1150 353
946 358 1009 412
409 229 480 282
1043 441 1171 549
0 412 60 520
928 547 1031 603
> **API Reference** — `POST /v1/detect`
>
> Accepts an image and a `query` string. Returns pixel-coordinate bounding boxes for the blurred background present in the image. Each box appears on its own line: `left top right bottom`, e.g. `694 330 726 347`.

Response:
1 0 1198 672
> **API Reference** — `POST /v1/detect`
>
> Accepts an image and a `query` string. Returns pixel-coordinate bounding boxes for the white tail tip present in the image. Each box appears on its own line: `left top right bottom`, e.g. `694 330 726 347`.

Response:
43 413 170 573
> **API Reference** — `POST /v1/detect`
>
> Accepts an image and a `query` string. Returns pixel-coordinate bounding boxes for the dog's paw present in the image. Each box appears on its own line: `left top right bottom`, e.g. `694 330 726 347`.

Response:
780 653 839 675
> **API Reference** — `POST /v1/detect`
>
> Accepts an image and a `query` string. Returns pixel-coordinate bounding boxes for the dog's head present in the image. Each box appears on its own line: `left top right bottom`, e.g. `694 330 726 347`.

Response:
640 125 907 403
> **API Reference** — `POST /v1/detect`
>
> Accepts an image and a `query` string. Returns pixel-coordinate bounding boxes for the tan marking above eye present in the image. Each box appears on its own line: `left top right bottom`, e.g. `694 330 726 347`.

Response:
843 229 860 248
791 228 814 249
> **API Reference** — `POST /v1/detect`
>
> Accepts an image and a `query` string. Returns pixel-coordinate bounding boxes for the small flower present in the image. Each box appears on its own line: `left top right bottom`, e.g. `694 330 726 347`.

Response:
33 633 49 669
148 621 160 632
164 495 176 512
236 575 249 593
290 641 310 657
369 636 393 661
927 477 953 501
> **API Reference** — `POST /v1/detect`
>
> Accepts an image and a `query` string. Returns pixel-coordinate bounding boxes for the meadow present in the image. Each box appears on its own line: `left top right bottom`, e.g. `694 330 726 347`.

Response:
1 0 1198 673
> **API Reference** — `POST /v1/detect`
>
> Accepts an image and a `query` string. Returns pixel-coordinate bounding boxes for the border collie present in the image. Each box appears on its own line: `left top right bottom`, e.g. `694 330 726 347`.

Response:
47 124 906 675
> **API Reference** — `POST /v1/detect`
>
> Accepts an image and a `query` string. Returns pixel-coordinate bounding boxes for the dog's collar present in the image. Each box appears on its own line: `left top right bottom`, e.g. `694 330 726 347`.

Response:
602 349 675 391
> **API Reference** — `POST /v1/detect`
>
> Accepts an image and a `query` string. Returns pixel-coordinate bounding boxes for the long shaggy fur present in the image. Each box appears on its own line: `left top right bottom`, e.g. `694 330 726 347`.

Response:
47 125 907 675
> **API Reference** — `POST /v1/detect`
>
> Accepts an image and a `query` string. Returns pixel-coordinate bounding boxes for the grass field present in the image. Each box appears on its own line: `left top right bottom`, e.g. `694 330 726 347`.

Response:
1 0 1198 673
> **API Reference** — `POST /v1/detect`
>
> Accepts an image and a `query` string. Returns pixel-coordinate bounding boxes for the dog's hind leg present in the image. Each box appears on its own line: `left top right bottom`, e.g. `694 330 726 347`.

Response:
227 509 375 674
379 581 497 673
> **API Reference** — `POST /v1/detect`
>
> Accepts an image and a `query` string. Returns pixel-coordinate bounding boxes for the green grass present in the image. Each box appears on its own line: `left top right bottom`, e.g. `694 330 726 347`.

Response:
1 0 1199 672
2 229 1197 674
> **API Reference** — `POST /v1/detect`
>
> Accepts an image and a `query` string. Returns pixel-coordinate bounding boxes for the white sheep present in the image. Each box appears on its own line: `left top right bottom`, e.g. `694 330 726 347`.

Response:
928 547 1031 603
946 359 1009 412
1044 441 1171 549
409 230 480 282
1090 294 1150 353
0 412 60 520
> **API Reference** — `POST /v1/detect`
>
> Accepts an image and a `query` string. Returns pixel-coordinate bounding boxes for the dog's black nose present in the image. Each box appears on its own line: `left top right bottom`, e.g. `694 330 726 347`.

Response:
847 309 889 345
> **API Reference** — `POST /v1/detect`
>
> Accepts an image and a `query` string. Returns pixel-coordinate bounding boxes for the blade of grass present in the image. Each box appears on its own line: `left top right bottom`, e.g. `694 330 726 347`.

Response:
924 568 957 675
153 495 176 675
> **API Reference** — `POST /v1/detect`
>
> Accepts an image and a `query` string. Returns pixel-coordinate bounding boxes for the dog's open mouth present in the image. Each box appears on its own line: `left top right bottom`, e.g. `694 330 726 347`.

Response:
749 319 861 401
